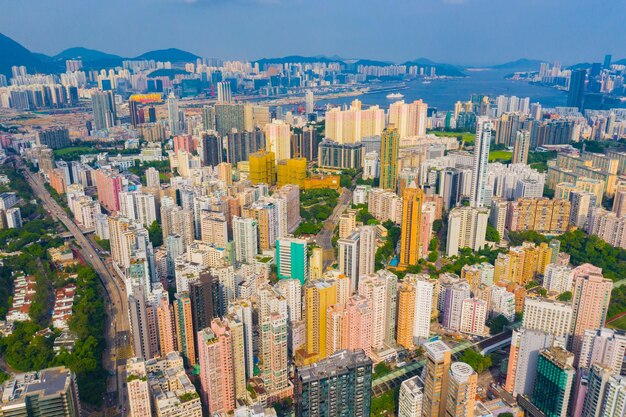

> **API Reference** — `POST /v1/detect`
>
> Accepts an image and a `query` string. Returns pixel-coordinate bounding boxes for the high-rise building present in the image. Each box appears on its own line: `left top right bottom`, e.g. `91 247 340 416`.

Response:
36 127 70 149
531 347 576 417
259 312 291 397
522 297 573 343
388 99 428 138
379 124 400 191
276 237 308 284
265 119 292 162
91 91 116 131
445 362 478 417
199 132 222 167
579 327 626 374
459 298 488 336
580 363 614 417
422 340 452 417
297 280 337 365
146 167 160 188
470 117 493 208
0 367 81 417
505 328 554 397
249 150 276 185
568 69 586 111
305 90 315 114
324 100 385 144
167 92 182 135
398 375 424 417
446 206 489 257
215 103 245 137
232 216 258 265
512 129 531 164
189 272 216 339
173 292 196 367
399 183 425 267
126 357 152 417
94 168 125 212
276 158 307 188
295 350 372 417
569 264 612 362
217 81 233 103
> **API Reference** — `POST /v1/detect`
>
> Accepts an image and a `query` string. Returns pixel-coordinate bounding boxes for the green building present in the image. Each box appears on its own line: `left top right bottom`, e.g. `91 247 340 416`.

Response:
276 237 308 284
531 347 576 417
379 125 399 191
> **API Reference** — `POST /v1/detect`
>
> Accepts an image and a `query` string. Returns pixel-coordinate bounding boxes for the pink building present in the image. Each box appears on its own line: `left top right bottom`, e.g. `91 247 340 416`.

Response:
570 264 613 363
174 135 195 154
197 320 235 414
346 294 373 358
94 169 124 212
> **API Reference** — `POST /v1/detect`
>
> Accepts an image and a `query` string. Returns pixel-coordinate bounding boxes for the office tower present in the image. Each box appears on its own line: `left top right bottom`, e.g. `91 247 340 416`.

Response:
422 340 452 417
264 119 292 161
233 216 258 264
398 375 424 417
440 168 461 211
126 358 152 417
276 237 308 284
129 98 140 128
217 81 233 103
338 231 360 292
295 350 372 417
522 297 573 342
173 292 196 367
568 69 586 111
579 327 626 374
156 293 177 354
388 99 428 138
94 168 125 212
379 124 399 191
259 312 290 396
399 183 425 267
197 322 236 414
199 132 222 167
505 328 555 397
215 103 245 136
531 347 576 417
201 105 216 131
512 130 531 164
305 90 314 114
603 54 612 69
470 117 493 208
36 127 70 149
167 92 182 135
445 206 489 257
459 298 488 336
569 264 613 362
249 150 276 185
189 272 215 337
445 362 478 417
91 90 116 131
299 126 318 161
298 280 337 364
0 367 81 417
146 167 160 188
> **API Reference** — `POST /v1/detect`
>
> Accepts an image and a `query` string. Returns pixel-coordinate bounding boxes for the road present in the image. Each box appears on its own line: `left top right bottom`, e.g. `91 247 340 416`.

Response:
315 186 353 267
22 166 131 416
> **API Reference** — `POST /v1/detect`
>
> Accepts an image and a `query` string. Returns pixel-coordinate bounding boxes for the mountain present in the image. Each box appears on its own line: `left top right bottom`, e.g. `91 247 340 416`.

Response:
55 47 122 62
403 57 466 77
0 32 62 77
134 48 199 63
614 58 626 65
567 62 593 70
488 58 543 71
352 59 393 67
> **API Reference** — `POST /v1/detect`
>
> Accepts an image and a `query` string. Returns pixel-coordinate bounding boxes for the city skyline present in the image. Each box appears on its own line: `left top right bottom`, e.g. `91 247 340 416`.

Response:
1 0 625 65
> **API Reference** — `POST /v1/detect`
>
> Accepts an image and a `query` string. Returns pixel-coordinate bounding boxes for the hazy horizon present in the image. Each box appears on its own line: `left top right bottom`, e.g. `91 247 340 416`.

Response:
1 0 625 66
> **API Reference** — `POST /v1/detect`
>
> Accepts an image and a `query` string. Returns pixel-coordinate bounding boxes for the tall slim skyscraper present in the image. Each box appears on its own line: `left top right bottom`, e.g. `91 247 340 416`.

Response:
167 92 182 135
379 124 400 191
297 280 337 365
199 132 222 167
233 216 259 265
445 362 478 417
568 69 586 111
422 340 452 417
470 117 493 208
512 129 531 164
505 328 554 397
305 90 315 114
217 81 233 103
399 183 425 267
173 292 196 367
398 375 424 417
276 237 308 284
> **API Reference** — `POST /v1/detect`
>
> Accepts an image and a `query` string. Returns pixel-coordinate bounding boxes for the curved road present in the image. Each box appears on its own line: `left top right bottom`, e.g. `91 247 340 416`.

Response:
22 166 131 415
315 186 353 268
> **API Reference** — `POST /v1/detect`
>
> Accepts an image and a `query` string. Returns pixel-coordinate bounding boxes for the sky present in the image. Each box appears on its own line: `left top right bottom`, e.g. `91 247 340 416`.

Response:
1 0 625 65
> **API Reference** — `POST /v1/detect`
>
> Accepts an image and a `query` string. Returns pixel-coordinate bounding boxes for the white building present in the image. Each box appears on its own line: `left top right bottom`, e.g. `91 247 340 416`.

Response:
232 216 258 265
446 206 489 257
543 264 574 294
398 375 424 417
460 298 488 336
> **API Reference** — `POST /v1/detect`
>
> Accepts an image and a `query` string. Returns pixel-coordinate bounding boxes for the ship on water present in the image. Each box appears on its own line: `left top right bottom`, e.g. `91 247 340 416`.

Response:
386 92 404 99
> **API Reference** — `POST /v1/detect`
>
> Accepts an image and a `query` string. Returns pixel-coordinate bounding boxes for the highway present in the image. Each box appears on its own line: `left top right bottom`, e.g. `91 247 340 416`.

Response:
21 166 131 416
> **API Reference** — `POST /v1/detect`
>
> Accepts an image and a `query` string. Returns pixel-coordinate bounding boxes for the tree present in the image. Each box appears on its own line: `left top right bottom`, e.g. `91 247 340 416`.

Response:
459 349 493 374
489 315 510 334
148 221 163 247
432 219 443 233
557 291 572 302
485 223 500 242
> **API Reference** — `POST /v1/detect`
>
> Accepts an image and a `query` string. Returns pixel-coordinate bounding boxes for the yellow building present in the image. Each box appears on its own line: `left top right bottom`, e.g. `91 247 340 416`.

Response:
396 282 416 349
446 362 478 417
399 183 425 268
423 340 452 417
379 125 399 191
276 157 307 188
576 177 605 205
249 150 276 185
494 242 552 285
507 198 571 234
296 281 338 366
302 175 340 190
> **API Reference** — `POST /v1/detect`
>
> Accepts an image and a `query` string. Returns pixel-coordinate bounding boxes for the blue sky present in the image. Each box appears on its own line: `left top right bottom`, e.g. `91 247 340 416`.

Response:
1 0 625 65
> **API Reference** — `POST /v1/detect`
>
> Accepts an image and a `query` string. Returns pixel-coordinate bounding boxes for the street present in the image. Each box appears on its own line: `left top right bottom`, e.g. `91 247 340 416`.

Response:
315 186 353 267
21 166 131 416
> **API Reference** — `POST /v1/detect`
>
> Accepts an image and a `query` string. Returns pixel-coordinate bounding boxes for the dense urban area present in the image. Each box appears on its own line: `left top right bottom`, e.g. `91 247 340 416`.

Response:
1 29 626 417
